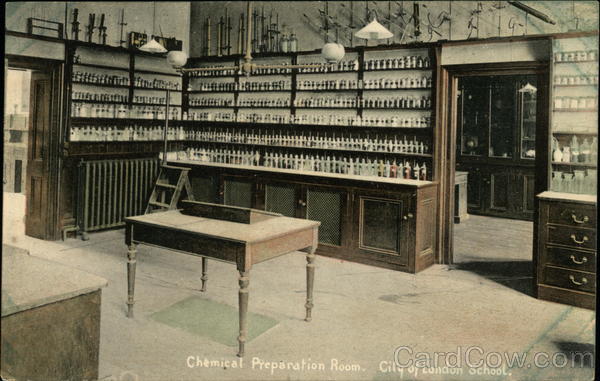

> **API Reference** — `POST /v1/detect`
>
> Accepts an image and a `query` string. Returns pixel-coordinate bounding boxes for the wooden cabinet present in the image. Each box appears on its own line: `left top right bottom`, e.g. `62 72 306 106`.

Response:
457 74 540 221
352 185 436 273
456 164 535 220
180 162 437 273
536 191 596 309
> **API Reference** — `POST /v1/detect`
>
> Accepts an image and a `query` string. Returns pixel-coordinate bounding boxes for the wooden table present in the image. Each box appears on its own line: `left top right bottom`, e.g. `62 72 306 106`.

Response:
124 209 320 357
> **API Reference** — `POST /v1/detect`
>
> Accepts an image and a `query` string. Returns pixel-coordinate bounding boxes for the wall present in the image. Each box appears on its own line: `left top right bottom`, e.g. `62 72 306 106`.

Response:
5 1 192 54
189 1 598 57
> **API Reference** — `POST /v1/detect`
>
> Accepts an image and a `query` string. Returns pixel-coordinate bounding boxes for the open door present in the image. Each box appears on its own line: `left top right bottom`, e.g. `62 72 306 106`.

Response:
25 71 52 239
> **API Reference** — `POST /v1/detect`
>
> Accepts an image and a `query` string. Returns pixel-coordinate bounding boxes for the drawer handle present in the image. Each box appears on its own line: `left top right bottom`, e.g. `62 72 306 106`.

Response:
571 214 590 224
569 275 588 286
570 234 589 245
570 255 588 265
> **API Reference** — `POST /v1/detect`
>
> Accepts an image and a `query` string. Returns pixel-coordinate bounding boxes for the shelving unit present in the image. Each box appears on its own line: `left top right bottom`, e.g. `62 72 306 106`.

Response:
535 33 598 310
549 35 598 196
179 46 436 182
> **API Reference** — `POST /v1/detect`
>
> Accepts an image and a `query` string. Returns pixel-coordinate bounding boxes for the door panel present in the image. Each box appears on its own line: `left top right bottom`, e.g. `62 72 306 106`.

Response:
306 188 343 246
265 183 297 217
25 72 51 239
489 172 510 212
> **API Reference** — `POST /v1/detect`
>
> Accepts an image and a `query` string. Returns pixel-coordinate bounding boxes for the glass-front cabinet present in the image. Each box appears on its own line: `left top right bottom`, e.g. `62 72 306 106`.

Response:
550 35 598 196
457 74 539 220
459 75 537 161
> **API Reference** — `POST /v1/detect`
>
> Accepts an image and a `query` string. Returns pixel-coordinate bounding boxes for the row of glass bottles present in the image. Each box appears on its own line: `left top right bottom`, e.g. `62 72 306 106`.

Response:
552 136 598 164
238 80 292 91
277 33 299 53
237 98 291 107
193 82 236 92
193 111 431 128
72 71 129 86
70 125 187 142
294 96 432 109
189 66 238 77
71 103 181 120
554 50 598 62
133 95 178 105
551 169 597 195
189 98 235 107
182 147 429 180
554 96 598 110
297 59 359 73
298 79 358 90
554 74 599 86
193 128 430 154
72 91 128 103
363 56 430 70
363 77 432 89
133 76 181 90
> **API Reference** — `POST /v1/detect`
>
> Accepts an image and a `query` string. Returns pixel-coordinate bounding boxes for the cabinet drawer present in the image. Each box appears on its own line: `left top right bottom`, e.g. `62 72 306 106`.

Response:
547 225 596 250
548 203 596 229
543 266 595 294
545 246 596 273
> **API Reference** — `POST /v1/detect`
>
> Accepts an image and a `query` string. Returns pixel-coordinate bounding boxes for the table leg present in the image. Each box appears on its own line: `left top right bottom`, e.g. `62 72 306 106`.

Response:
237 271 249 357
127 244 137 318
201 257 208 292
305 252 316 322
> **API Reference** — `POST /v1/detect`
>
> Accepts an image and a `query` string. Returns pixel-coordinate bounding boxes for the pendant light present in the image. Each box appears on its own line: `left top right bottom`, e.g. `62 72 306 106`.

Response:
139 1 167 53
321 1 345 63
355 3 393 41
518 83 537 93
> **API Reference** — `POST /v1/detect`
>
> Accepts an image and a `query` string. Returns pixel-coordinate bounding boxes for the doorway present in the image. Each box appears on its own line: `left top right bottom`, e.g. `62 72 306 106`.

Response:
4 58 63 241
442 63 549 295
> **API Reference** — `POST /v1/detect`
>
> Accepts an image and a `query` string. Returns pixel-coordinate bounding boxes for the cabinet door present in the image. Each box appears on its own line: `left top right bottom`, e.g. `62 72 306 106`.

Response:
190 174 219 203
304 186 348 247
222 175 255 208
355 191 411 266
463 166 485 214
264 182 300 218
488 170 511 214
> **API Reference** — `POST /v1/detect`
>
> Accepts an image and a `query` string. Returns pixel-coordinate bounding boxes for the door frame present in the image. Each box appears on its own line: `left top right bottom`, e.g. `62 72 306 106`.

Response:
438 61 550 264
6 55 66 240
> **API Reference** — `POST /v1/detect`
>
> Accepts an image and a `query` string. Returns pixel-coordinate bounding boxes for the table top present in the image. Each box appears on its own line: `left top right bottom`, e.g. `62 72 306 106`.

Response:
126 210 320 244
537 191 597 204
2 245 108 317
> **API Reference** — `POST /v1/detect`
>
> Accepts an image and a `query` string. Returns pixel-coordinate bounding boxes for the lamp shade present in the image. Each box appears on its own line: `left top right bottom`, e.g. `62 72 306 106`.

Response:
355 17 393 40
518 82 537 93
167 50 188 68
321 42 345 63
139 38 167 53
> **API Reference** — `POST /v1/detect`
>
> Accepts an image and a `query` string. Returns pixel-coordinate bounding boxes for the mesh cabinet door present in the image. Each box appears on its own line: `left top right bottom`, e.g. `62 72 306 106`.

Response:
265 184 296 217
223 179 253 208
190 176 218 203
306 188 343 246
359 197 404 255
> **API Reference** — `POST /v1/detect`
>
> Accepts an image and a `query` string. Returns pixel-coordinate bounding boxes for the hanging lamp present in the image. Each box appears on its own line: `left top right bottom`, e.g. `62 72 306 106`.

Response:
518 83 537 93
355 8 394 40
139 1 168 53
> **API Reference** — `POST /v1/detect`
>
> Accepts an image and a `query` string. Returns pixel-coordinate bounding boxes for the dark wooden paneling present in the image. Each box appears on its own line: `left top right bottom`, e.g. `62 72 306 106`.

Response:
1 291 102 381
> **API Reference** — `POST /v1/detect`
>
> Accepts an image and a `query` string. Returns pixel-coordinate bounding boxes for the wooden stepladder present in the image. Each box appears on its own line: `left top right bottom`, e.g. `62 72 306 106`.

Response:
145 164 195 214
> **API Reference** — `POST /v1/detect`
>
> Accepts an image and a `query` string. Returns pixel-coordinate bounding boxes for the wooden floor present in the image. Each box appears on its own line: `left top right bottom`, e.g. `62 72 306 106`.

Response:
452 214 534 295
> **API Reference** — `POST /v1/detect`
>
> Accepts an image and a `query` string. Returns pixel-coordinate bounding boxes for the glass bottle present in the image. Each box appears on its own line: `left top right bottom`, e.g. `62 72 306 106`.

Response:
289 33 298 52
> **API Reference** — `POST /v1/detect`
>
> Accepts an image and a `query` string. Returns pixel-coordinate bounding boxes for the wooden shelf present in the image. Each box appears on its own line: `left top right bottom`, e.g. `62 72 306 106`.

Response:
185 140 433 157
71 99 129 105
134 87 182 92
362 87 432 91
554 59 598 64
72 81 129 89
553 131 598 135
296 70 358 75
363 67 431 72
553 84 598 88
188 105 235 108
296 88 359 92
134 69 181 77
131 102 182 107
553 108 598 112
552 161 597 168
73 62 129 71
188 89 236 94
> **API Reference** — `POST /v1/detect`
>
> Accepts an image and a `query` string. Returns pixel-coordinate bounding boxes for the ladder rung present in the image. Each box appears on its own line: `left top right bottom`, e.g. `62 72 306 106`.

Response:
161 165 191 171
149 201 170 208
156 182 177 189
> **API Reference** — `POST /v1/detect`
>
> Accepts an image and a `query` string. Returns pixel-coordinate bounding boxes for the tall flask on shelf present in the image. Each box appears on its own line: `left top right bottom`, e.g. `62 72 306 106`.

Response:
552 137 563 162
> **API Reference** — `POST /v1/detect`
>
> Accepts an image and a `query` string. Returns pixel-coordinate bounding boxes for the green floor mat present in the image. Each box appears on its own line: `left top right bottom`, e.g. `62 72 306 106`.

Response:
150 296 279 347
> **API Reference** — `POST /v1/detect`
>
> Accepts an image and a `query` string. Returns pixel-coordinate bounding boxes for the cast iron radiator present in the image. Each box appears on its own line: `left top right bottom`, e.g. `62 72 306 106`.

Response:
77 158 159 237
